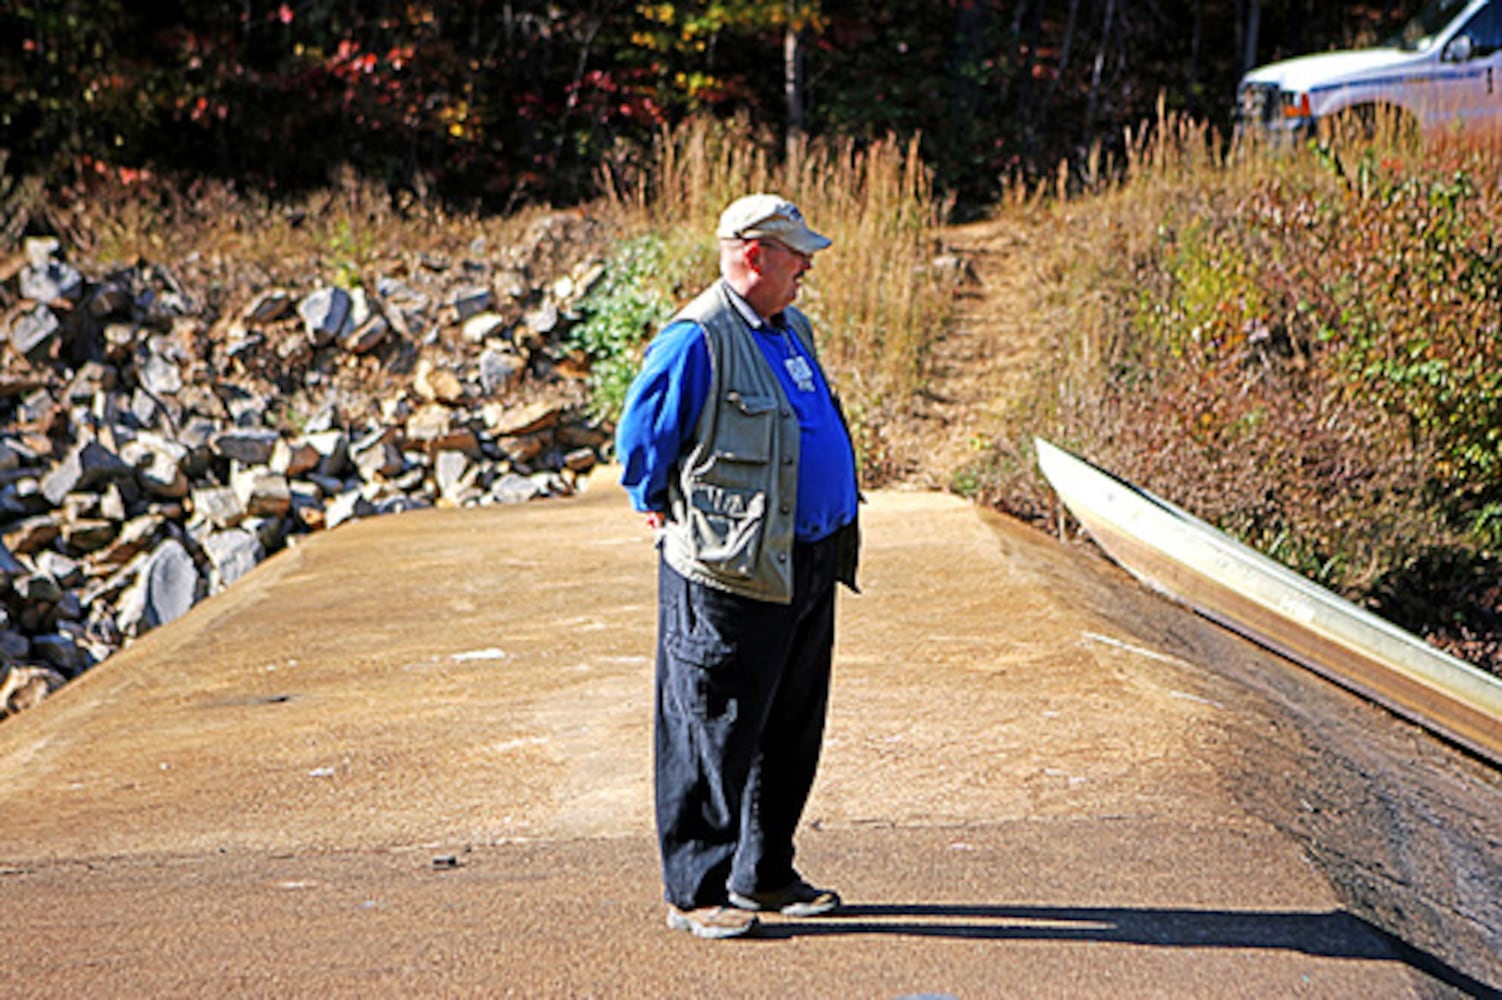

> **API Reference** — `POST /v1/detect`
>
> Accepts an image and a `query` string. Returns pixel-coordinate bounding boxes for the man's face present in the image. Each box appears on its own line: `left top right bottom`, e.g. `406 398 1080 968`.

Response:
752 238 813 313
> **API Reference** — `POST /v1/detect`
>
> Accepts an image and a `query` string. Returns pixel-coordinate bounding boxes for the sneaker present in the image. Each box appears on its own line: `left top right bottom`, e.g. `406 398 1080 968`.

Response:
728 879 842 917
665 904 760 939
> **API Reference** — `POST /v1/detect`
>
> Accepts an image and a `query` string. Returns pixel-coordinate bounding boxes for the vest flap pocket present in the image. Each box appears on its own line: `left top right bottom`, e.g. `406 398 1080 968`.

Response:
715 391 775 463
687 484 766 579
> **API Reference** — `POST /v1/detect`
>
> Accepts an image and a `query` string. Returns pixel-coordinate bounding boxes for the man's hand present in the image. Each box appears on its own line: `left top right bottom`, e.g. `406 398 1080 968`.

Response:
644 511 666 530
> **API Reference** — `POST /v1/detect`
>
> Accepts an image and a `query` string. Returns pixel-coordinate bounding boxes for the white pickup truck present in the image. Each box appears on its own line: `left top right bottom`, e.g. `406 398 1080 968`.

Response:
1237 0 1502 139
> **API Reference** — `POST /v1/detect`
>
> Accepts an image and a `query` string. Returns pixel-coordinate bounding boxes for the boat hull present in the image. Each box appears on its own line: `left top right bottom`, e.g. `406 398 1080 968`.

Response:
1034 438 1502 765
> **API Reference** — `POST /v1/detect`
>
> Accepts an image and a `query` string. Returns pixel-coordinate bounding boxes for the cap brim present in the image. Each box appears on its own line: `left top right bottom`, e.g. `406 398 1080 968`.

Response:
785 230 832 253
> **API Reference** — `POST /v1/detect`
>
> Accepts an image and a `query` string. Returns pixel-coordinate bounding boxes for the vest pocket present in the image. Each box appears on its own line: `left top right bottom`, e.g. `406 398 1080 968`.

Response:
687 484 766 578
716 391 775 465
685 391 775 578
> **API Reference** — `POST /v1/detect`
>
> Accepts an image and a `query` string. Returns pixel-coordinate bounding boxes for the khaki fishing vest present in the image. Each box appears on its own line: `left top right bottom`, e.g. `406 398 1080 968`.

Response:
660 280 828 603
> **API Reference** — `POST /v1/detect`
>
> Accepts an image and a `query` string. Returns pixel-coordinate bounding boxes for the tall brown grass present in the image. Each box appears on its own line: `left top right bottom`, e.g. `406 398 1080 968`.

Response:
603 116 957 447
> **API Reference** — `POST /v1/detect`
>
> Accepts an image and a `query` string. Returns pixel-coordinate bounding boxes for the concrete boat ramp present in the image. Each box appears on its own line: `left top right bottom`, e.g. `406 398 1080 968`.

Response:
1 477 1497 997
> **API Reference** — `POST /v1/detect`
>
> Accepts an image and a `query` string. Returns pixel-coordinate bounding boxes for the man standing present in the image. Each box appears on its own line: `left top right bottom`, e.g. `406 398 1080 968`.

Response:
616 194 860 939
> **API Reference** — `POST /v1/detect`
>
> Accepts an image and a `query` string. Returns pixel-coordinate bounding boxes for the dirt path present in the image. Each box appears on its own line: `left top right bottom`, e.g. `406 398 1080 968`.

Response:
882 215 1049 489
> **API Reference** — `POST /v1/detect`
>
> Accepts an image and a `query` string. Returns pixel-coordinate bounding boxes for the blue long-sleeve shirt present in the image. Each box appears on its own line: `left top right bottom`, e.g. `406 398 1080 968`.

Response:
616 296 858 543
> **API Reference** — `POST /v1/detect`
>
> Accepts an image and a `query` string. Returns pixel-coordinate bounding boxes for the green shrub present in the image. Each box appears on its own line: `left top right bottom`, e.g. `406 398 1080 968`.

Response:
568 232 711 423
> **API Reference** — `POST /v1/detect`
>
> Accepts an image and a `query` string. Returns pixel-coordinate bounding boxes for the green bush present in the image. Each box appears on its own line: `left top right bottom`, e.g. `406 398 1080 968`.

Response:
568 233 711 423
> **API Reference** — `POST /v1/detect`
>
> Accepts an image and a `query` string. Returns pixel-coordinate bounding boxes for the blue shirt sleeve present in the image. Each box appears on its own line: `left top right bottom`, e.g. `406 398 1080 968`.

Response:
615 320 712 513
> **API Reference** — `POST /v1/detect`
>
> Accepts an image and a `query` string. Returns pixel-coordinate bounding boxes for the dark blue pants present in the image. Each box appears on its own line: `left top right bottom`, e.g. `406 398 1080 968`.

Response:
654 536 838 909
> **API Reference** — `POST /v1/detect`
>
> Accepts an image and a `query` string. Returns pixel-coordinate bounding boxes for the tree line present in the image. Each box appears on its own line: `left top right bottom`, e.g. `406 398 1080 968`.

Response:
1 1 1423 210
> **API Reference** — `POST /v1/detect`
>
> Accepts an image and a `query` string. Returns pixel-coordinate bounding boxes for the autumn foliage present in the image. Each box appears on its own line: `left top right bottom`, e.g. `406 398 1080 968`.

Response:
2 1 1428 210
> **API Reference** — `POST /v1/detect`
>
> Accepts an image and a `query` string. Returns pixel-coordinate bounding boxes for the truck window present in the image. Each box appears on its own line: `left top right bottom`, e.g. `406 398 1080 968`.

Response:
1390 0 1473 51
1458 1 1502 56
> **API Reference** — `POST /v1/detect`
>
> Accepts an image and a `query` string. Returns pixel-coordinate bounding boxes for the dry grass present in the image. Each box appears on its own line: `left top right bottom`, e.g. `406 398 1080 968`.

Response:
965 107 1502 670
29 166 571 301
603 117 957 425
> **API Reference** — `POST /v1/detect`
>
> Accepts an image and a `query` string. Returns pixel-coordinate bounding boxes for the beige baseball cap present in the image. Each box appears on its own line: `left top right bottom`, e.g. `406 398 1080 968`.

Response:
716 194 832 254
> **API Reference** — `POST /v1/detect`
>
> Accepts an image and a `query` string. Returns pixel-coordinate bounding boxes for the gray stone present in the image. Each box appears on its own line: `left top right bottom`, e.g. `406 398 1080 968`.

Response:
129 387 167 428
97 482 129 521
203 528 264 589
126 437 191 499
1 478 52 520
32 633 90 676
489 400 562 437
325 489 377 529
496 269 529 301
434 450 472 502
522 300 560 336
390 465 427 492
116 538 203 636
305 429 350 477
41 438 133 506
0 630 28 664
63 361 117 402
16 387 58 425
0 440 21 473
304 472 348 497
374 495 430 515
479 349 525 396
0 540 24 581
349 286 373 328
461 312 508 344
19 260 84 303
245 290 293 323
232 468 292 517
212 427 280 465
245 512 287 550
353 440 404 481
343 315 389 354
23 236 60 267
33 550 83 587
138 349 184 396
405 404 453 445
225 392 268 428
489 473 543 505
192 485 246 529
52 589 83 622
16 572 63 604
10 304 61 361
270 438 321 477
297 286 353 344
452 286 493 321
